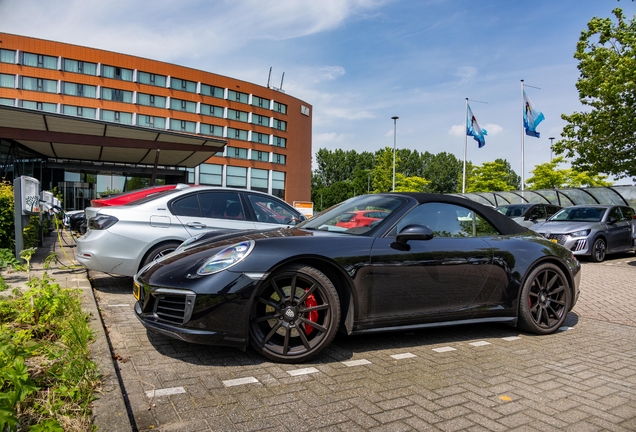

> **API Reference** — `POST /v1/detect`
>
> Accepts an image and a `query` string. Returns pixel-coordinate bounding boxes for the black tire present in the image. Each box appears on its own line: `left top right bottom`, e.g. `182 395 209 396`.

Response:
141 241 182 268
590 238 606 262
249 264 340 363
517 263 571 335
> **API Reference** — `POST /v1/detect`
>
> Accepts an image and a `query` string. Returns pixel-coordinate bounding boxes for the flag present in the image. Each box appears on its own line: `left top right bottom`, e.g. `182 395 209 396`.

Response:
523 90 545 138
466 104 487 148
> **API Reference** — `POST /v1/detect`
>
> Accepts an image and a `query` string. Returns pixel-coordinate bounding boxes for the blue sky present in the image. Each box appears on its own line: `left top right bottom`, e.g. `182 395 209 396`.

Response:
2 0 634 184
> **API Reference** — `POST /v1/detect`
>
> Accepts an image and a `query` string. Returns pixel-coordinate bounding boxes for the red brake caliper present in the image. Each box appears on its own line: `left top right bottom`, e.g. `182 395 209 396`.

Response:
304 289 318 335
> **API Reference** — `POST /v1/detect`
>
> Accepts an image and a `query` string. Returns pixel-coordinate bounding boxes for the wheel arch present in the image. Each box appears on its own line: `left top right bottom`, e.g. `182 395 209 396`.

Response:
138 239 183 272
518 256 576 311
266 256 357 335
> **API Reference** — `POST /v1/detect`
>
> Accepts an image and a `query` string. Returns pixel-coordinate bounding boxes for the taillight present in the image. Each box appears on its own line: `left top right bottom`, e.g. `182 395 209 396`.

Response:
89 215 119 230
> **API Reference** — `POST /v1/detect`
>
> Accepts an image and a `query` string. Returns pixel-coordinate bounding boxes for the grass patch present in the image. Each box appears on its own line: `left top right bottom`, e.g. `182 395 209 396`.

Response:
0 274 100 431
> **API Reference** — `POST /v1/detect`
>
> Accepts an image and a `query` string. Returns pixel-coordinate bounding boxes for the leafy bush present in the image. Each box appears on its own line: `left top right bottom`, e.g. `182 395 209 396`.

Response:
0 181 15 251
0 274 99 431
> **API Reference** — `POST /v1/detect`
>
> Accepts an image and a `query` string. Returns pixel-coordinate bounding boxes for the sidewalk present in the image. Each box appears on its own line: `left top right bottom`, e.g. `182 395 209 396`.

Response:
1 229 132 432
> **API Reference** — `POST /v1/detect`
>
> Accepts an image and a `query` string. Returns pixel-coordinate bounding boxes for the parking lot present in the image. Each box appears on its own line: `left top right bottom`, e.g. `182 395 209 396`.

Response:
89 255 636 432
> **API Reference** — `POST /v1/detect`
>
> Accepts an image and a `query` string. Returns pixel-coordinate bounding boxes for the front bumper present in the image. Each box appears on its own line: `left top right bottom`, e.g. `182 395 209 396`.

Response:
542 233 591 256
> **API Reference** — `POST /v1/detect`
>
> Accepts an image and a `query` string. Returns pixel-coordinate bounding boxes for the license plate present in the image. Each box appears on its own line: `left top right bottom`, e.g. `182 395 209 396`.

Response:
133 282 141 300
550 239 558 243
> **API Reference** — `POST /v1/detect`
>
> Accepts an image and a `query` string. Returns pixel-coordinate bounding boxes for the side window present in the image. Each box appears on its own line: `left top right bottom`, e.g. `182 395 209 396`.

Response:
397 202 498 238
198 192 243 220
529 205 546 220
622 207 635 221
247 194 296 224
172 194 201 217
609 207 623 222
547 206 560 217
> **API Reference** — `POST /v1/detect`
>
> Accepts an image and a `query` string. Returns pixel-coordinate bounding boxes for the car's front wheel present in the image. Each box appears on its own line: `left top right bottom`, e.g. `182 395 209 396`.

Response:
590 238 606 262
517 263 571 335
249 265 340 363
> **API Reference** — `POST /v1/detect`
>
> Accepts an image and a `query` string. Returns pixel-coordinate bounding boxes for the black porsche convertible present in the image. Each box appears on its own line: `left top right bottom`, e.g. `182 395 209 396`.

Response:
133 193 581 363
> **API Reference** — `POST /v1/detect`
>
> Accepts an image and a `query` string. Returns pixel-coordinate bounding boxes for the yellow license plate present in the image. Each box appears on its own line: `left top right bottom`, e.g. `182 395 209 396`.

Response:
133 282 141 300
550 239 558 243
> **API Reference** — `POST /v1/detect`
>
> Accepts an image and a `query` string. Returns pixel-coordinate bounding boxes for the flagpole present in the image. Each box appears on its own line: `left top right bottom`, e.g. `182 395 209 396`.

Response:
463 98 468 194
520 80 525 191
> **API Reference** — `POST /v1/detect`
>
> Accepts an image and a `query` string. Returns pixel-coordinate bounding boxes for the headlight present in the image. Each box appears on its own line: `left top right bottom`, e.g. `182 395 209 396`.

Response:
197 240 255 276
569 229 590 237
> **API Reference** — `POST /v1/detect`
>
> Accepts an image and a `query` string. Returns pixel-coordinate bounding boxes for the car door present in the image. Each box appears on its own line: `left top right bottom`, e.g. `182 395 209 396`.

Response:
172 191 256 237
607 207 632 251
368 202 494 322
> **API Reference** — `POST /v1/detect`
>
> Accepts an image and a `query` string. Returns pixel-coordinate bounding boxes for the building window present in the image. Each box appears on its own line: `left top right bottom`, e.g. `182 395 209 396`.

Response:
251 95 269 109
251 133 269 144
0 98 14 106
137 115 166 129
0 74 14 88
200 104 223 117
251 150 268 162
22 52 57 69
273 136 286 148
62 105 96 119
21 100 57 112
62 82 97 98
137 93 166 108
227 108 248 122
0 49 16 63
138 71 167 87
273 119 287 131
101 110 133 124
101 65 133 81
226 166 247 188
169 118 196 133
272 171 285 199
251 114 269 127
227 90 248 104
226 127 248 141
226 146 248 159
101 88 133 103
200 84 224 98
273 101 287 114
273 153 286 165
250 169 269 193
170 77 196 93
199 164 223 186
21 76 57 93
170 98 196 113
63 59 97 75
200 123 223 137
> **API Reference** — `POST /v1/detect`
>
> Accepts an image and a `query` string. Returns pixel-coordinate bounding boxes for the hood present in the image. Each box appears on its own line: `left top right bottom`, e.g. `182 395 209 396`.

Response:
533 220 600 235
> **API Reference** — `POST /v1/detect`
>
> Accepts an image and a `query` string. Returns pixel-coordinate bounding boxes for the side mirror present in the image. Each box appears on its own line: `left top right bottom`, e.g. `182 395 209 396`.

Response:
396 224 434 246
608 216 618 224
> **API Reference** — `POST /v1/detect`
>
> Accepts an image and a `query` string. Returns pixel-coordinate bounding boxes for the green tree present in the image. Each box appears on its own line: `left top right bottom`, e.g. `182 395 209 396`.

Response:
555 8 636 180
421 152 463 193
465 159 521 192
396 149 423 177
526 157 613 189
394 174 429 192
372 147 398 193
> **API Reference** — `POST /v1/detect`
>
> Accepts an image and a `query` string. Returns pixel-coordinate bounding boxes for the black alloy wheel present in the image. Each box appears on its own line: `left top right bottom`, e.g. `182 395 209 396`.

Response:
249 265 340 363
141 241 182 268
518 263 571 335
591 238 606 262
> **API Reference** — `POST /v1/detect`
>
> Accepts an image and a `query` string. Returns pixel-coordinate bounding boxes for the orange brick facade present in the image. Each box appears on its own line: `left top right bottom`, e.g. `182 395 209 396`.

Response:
0 33 312 203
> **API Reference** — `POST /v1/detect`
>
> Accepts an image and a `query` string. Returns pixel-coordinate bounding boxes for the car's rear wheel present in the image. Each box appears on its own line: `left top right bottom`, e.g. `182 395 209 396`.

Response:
249 265 340 363
518 263 571 335
590 238 606 262
141 241 182 268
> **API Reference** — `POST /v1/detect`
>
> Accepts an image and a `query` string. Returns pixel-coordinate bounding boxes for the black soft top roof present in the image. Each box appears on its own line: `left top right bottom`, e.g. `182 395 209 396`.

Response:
394 192 529 236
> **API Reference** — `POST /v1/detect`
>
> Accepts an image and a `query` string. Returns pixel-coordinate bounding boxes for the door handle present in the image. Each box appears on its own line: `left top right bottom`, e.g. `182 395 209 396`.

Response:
186 222 206 229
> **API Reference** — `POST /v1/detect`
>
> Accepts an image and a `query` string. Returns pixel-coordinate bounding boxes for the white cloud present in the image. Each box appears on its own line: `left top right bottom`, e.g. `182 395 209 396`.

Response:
483 123 503 135
448 124 465 136
456 66 477 84
314 132 355 145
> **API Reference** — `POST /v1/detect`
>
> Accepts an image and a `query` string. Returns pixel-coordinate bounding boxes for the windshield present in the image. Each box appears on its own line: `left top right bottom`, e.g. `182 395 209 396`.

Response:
298 195 408 235
549 207 605 222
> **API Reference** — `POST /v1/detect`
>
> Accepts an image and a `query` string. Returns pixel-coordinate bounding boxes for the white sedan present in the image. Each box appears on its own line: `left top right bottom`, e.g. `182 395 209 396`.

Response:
75 186 304 276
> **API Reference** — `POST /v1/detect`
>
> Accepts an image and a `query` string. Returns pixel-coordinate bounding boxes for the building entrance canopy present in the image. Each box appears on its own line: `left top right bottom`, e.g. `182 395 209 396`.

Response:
454 186 636 209
0 105 226 168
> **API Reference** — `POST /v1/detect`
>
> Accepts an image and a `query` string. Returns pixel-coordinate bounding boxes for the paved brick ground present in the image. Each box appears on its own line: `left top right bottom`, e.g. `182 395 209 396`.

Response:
89 253 636 431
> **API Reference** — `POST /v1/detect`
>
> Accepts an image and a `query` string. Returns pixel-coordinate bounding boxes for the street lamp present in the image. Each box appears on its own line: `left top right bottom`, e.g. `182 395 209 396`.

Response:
391 116 399 192
549 137 555 160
